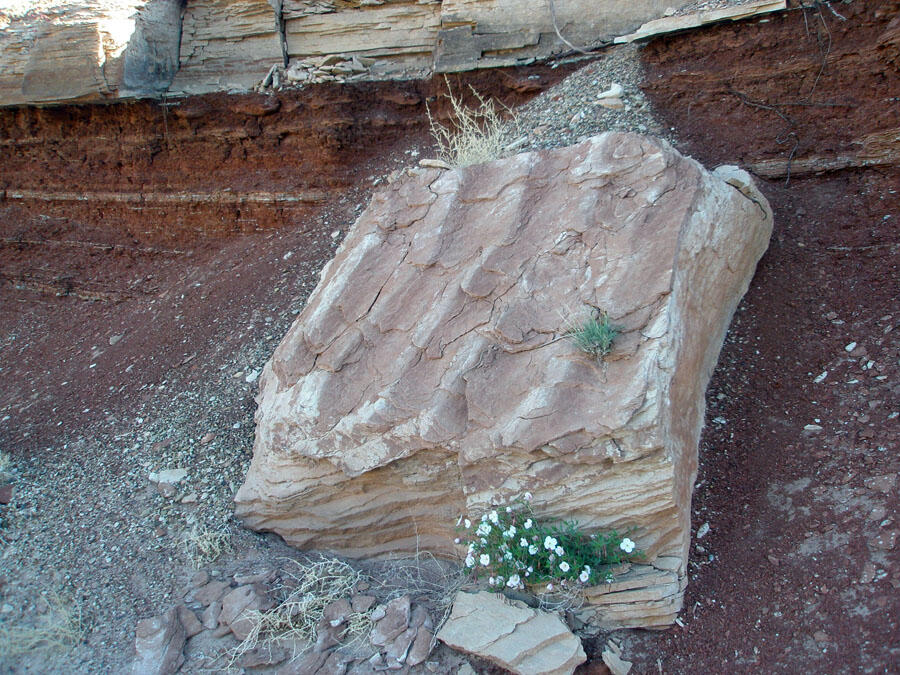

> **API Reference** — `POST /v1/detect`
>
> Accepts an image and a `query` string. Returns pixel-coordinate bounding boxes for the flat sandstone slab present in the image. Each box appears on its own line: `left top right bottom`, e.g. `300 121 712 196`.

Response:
235 133 772 627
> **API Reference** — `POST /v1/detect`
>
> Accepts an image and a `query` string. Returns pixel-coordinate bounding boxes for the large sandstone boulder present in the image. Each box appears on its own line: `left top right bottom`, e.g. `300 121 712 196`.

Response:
235 132 772 626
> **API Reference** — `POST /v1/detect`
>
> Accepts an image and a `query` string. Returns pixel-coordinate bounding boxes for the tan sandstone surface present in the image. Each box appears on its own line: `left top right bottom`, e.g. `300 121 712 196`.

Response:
234 132 773 627
3 0 706 104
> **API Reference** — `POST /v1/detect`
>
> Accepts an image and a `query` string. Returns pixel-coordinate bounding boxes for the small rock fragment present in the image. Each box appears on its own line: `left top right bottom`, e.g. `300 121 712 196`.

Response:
132 607 186 675
406 627 433 666
602 639 632 675
189 580 230 606
370 596 410 646
351 595 376 613
201 600 222 630
176 605 203 639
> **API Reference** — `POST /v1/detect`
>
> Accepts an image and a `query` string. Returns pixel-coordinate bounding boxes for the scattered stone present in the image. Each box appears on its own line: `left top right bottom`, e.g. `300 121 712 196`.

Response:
153 468 188 485
696 522 710 539
190 570 210 588
201 600 222 630
803 424 824 434
386 625 417 663
437 591 585 674
813 630 829 644
324 598 353 625
814 371 828 383
418 158 452 170
601 640 632 675
406 627 433 667
0 484 12 505
200 432 216 445
109 334 124 346
220 584 273 640
181 492 198 504
234 568 275 585
845 342 858 352
176 605 203 639
279 649 328 674
351 595 377 613
157 482 177 499
189 580 230 606
132 607 186 675
370 596 411 647
238 643 292 668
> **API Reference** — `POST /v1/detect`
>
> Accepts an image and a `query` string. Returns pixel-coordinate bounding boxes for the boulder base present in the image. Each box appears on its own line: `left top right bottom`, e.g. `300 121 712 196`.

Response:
235 132 772 628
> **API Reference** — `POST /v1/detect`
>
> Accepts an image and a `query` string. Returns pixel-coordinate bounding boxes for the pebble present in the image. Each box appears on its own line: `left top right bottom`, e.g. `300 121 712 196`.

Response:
844 342 857 352
803 424 824 433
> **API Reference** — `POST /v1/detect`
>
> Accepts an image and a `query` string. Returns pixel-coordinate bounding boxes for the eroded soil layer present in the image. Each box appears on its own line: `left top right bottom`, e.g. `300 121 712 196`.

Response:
625 2 899 672
0 66 570 449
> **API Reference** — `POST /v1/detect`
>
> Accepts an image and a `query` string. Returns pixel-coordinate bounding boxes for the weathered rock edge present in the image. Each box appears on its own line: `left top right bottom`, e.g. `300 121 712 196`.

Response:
235 132 773 629
436 591 586 675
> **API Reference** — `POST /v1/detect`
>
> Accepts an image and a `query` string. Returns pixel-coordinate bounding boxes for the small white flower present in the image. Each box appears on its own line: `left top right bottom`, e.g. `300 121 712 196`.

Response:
555 546 564 556
464 519 471 529
523 491 533 501
476 523 491 537
523 519 533 530
481 514 488 522
506 574 521 588
480 537 487 545
619 537 636 554
465 555 475 568
559 561 570 573
579 570 590 583
488 577 496 586
488 510 499 524
519 537 529 547
468 543 475 553
456 515 462 527
506 506 512 513
508 526 516 536
528 544 538 555
583 565 591 573
543 536 557 550
479 553 491 566
546 583 554 591
504 551 513 561
496 575 504 583
548 554 556 562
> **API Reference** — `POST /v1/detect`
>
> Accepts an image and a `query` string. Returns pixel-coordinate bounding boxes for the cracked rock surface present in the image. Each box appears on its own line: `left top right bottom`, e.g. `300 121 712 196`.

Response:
436 591 586 675
234 132 773 626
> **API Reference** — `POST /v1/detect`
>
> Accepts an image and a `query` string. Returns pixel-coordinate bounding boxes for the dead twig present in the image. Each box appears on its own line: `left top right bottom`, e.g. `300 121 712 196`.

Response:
548 0 593 55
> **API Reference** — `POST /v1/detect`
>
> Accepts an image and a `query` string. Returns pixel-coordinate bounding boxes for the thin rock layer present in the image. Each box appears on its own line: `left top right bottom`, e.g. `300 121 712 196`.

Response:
235 132 772 625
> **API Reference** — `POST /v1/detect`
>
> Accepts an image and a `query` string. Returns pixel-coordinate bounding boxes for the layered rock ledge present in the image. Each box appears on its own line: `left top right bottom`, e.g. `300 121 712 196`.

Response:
235 132 773 628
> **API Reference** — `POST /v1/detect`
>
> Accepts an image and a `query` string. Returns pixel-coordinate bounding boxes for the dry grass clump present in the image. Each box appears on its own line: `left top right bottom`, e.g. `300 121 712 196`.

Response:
367 549 465 635
0 592 85 658
427 78 518 168
229 557 371 665
183 523 232 568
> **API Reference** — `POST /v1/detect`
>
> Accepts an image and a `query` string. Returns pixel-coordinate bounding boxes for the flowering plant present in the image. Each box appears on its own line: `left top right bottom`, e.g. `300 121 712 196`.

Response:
456 494 642 590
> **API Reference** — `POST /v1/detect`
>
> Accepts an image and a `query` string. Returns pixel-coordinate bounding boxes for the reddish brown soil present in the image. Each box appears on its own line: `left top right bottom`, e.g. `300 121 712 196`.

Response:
0 66 572 452
615 2 899 673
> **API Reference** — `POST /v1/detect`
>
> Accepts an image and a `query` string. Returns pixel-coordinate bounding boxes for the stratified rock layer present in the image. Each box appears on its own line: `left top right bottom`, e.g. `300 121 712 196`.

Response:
235 132 773 627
